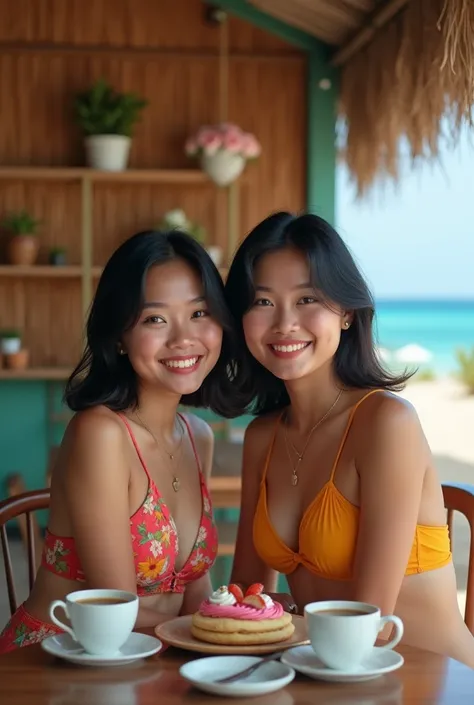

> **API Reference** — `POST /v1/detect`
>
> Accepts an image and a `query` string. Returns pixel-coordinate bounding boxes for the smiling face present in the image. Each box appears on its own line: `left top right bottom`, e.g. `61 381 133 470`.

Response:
242 248 349 381
121 258 223 396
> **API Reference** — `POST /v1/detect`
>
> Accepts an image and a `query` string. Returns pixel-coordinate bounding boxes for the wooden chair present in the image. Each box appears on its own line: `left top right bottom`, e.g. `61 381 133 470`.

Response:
442 482 474 633
0 489 50 616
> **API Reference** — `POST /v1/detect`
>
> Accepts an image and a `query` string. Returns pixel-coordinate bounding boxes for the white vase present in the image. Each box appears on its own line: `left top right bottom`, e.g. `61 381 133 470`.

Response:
206 245 223 268
85 135 131 171
201 151 245 186
1 337 21 354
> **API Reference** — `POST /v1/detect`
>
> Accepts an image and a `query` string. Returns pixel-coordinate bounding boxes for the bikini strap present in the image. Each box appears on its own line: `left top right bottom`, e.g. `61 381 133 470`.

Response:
260 410 285 485
117 413 152 481
118 412 201 481
177 413 203 477
329 389 385 482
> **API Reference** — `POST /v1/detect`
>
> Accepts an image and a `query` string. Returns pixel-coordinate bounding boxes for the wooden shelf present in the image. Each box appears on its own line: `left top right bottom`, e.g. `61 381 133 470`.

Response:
0 265 83 277
0 266 227 279
0 165 227 371
0 167 209 184
0 367 71 380
92 266 228 278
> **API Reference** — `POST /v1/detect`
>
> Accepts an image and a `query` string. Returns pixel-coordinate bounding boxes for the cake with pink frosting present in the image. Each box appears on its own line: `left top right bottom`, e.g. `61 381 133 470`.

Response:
191 584 295 646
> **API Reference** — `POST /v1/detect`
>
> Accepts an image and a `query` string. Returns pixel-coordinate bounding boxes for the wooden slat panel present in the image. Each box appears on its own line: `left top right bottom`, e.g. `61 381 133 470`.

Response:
92 181 224 265
25 280 82 367
0 54 222 168
0 0 299 53
229 57 306 239
0 279 82 367
0 0 306 368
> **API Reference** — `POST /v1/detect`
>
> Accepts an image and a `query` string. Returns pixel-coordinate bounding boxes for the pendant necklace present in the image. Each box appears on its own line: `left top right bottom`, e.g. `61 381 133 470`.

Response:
283 389 343 487
134 411 184 492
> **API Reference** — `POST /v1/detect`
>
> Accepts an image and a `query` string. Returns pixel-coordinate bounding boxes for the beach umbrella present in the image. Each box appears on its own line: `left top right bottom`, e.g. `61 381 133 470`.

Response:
376 346 391 363
394 344 433 364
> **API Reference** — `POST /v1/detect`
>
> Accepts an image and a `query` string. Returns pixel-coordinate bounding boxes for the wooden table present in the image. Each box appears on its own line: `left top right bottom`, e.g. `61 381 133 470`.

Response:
1 630 473 705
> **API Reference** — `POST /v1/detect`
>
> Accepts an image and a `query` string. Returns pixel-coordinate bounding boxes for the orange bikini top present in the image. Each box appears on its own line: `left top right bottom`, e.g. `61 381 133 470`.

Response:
253 390 451 581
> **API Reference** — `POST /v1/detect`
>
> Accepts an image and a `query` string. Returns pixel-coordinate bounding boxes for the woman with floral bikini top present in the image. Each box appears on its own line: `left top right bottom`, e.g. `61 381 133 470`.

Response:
0 229 239 653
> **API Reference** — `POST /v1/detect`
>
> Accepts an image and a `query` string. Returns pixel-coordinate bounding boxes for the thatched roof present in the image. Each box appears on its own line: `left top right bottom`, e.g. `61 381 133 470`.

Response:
250 0 474 194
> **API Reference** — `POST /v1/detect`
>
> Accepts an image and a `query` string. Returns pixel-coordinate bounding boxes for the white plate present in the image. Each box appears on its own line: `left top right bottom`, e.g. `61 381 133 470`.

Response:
179 655 295 697
41 632 162 666
281 645 404 683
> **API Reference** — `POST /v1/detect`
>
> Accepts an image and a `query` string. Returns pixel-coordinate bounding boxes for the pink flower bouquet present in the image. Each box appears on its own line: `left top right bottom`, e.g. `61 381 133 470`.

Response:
185 123 261 161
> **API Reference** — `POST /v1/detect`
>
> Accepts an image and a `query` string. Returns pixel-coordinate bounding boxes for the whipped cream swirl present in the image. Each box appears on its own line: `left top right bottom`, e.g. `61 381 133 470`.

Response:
258 593 274 607
208 586 237 606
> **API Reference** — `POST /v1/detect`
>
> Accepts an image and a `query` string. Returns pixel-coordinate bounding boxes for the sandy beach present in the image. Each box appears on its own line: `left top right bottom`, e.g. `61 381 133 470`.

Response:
401 377 474 612
401 377 474 467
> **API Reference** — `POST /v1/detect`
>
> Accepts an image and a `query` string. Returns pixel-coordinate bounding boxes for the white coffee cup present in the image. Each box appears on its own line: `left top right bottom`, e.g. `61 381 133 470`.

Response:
304 600 404 671
49 589 139 656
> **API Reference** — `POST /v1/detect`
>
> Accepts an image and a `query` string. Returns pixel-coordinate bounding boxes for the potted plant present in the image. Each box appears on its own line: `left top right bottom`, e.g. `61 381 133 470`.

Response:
159 209 223 267
74 78 148 171
0 329 21 355
185 122 261 186
0 329 29 369
1 210 41 265
49 246 67 266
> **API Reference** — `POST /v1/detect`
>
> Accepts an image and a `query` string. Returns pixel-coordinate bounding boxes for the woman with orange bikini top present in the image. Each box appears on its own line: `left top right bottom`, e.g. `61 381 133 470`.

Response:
0 229 239 653
224 211 474 669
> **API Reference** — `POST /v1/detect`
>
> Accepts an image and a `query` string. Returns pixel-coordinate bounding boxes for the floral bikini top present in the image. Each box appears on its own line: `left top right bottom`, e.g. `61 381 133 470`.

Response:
41 413 218 595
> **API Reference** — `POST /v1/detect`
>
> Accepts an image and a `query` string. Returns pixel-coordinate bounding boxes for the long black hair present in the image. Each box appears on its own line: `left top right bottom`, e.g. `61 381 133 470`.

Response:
224 211 413 415
65 229 241 417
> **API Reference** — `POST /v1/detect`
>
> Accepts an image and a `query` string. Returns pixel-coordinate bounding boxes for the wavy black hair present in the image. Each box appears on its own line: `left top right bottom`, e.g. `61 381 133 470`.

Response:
224 211 413 416
65 229 241 417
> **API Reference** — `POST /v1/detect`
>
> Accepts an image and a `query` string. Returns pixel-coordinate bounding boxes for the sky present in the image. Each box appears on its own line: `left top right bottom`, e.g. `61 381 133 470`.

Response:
336 125 474 300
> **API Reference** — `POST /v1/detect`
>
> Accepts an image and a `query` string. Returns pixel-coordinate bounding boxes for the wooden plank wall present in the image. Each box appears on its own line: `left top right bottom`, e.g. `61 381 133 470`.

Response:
0 0 306 368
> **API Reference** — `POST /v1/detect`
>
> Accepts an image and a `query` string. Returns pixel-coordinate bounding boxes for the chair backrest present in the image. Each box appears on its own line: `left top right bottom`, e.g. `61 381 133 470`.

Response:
442 482 474 633
0 489 50 615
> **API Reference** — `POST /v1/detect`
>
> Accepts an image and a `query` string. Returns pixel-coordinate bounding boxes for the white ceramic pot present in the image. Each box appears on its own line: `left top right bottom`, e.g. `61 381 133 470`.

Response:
1 337 21 354
201 151 245 186
85 135 131 171
206 245 223 268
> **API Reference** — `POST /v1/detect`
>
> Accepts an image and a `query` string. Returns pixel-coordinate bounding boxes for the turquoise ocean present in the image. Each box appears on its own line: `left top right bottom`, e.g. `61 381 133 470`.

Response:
374 299 474 375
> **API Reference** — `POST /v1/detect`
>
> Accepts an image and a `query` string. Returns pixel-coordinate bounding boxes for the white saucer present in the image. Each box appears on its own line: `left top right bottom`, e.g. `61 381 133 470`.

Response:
180 655 295 697
281 645 404 683
41 632 162 666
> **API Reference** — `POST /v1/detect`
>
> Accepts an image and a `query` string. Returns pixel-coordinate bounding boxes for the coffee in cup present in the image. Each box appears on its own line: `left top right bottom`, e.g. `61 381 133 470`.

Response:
304 600 404 671
49 589 138 656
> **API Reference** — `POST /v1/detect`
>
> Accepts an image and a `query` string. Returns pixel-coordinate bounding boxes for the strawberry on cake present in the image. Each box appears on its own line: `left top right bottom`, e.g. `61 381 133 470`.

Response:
191 583 295 646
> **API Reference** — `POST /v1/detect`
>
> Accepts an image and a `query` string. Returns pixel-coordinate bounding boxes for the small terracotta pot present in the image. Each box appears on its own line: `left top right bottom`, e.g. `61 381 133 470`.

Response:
7 235 39 265
4 349 29 370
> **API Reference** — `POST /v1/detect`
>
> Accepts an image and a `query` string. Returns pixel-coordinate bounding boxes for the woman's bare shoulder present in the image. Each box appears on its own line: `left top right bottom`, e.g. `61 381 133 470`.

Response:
53 407 129 491
63 406 127 451
243 410 284 461
354 390 420 429
352 389 427 466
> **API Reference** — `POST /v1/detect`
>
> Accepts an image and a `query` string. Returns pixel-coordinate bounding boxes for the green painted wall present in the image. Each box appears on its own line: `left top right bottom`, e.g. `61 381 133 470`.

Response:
0 381 52 497
306 49 338 225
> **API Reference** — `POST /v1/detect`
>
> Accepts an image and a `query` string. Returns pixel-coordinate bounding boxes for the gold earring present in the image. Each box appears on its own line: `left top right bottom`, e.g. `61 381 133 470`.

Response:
344 321 350 329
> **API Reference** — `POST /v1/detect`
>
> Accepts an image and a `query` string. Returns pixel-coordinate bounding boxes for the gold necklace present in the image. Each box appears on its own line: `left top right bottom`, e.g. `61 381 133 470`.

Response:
283 389 343 487
134 411 184 492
